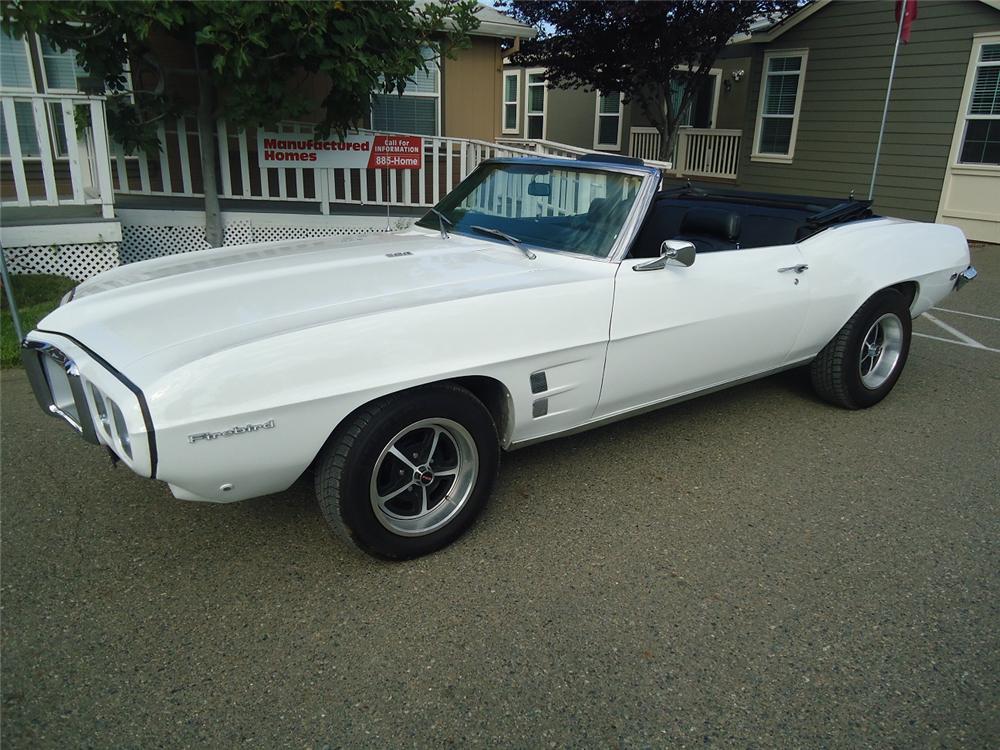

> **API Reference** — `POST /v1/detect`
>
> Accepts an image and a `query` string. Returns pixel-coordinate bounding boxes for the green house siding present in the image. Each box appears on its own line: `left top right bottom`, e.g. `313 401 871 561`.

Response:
734 0 1000 221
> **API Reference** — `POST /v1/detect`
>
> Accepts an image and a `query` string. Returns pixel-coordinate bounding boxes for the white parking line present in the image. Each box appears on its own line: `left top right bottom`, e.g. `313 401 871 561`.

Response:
913 332 1000 353
922 312 987 348
932 307 1000 323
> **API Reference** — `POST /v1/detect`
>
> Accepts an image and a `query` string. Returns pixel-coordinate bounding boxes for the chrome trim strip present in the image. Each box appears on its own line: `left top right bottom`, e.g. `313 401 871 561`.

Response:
608 171 663 264
507 359 813 450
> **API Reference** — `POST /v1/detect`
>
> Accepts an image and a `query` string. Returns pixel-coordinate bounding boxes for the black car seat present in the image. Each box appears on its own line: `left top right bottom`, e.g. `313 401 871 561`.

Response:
672 207 742 252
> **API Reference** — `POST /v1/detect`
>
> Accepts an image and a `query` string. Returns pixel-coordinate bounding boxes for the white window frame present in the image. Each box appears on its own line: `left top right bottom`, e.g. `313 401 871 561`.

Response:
0 30 38 93
502 70 520 135
593 90 624 150
36 32 87 94
751 48 809 163
371 49 441 136
949 32 1000 172
524 67 547 141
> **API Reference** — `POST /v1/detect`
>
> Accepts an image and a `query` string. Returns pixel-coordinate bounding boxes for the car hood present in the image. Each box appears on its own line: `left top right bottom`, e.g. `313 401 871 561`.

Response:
38 229 592 373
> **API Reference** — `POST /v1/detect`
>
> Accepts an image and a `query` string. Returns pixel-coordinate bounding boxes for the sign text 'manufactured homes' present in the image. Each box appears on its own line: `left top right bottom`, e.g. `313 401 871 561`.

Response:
258 132 422 170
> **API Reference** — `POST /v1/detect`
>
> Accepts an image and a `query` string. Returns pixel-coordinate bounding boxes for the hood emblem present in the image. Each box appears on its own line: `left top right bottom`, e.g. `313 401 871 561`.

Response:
385 251 413 257
189 419 275 444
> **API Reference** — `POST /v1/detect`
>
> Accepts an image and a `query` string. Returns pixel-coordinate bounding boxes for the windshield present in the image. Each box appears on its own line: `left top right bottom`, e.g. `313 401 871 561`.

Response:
416 162 645 258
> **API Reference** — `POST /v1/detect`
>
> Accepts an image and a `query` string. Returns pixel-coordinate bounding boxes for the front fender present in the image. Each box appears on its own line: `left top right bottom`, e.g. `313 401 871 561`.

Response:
143 270 616 502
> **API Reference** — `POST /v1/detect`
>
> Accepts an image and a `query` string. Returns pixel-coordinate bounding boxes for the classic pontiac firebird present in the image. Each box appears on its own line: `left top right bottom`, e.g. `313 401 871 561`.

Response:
23 155 977 558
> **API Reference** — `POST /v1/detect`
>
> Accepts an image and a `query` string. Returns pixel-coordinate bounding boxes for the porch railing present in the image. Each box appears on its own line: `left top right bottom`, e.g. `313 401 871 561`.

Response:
0 93 115 217
675 128 742 180
498 136 674 170
629 127 742 181
112 122 549 213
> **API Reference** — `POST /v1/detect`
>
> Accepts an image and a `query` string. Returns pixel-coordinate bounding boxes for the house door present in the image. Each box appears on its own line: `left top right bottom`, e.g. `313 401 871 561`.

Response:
936 33 1000 243
670 72 720 129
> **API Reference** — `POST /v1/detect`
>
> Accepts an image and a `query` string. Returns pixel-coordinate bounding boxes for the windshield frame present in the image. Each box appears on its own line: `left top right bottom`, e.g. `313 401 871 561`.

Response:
416 158 661 263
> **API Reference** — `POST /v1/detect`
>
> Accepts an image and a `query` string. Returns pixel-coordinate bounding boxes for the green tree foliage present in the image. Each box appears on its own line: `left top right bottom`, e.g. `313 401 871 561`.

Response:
499 0 796 161
2 0 479 245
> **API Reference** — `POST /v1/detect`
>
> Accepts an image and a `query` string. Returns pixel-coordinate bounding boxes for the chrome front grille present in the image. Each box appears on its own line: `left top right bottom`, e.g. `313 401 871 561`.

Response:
23 341 99 444
22 337 154 477
41 350 82 427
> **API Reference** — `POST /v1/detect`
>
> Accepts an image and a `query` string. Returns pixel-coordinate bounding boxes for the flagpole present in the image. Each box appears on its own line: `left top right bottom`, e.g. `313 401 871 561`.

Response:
869 0 908 200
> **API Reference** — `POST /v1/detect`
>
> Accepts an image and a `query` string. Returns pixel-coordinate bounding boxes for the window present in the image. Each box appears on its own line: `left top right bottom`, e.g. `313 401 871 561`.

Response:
594 91 623 150
525 68 546 140
38 35 87 92
502 71 520 134
753 50 808 161
372 46 440 136
958 41 1000 165
1 29 35 91
414 162 643 258
0 30 39 157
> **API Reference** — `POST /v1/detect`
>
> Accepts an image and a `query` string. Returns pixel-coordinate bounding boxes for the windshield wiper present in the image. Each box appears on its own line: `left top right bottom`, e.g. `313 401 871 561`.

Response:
469 225 536 260
428 207 453 240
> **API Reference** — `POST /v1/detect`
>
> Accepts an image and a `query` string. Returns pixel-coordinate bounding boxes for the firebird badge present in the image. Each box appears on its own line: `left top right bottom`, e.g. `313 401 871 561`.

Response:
188 420 275 444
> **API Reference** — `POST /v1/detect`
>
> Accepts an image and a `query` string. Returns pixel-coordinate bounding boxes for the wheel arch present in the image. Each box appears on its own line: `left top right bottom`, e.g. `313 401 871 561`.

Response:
306 375 516 474
889 280 919 314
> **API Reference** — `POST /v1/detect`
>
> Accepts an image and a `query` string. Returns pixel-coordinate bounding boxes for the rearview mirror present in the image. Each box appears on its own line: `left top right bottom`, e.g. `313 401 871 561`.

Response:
633 240 696 272
527 180 551 197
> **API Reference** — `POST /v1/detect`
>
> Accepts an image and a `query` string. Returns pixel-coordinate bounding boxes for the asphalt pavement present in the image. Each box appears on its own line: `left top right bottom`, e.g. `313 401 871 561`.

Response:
2 245 998 748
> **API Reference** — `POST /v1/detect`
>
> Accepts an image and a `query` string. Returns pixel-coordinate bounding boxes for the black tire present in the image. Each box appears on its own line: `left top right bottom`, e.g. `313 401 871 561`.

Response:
809 288 912 410
314 384 499 559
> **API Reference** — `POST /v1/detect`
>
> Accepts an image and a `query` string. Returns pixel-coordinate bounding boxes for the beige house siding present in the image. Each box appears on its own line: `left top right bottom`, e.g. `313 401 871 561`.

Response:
442 37 504 141
733 0 1000 221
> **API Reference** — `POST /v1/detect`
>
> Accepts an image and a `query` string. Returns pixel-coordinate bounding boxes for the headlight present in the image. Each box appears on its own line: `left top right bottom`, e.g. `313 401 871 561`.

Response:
108 398 132 458
89 384 111 433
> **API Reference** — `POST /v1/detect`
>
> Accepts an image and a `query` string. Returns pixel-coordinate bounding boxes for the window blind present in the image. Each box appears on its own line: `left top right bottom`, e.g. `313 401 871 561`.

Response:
372 94 436 136
0 31 33 89
0 100 40 156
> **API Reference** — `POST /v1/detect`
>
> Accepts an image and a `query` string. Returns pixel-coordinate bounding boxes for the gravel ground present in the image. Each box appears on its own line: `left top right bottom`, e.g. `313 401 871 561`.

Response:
2 245 998 748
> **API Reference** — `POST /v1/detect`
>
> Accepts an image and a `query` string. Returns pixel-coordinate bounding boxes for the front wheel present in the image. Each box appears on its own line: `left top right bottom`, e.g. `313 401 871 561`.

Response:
314 384 500 559
810 289 912 409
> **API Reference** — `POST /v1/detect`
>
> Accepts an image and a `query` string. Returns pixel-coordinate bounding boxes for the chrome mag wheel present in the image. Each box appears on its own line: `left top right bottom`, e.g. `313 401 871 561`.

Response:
369 418 479 537
859 312 904 389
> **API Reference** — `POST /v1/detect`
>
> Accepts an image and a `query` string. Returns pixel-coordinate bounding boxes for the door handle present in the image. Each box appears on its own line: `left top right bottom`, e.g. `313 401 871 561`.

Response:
778 264 809 274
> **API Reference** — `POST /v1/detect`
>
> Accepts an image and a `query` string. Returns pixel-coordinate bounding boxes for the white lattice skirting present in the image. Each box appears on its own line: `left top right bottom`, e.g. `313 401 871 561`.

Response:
119 219 402 265
4 212 412 281
3 243 121 281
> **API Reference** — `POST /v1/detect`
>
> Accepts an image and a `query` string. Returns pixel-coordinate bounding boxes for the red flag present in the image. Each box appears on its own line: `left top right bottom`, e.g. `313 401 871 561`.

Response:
895 0 918 44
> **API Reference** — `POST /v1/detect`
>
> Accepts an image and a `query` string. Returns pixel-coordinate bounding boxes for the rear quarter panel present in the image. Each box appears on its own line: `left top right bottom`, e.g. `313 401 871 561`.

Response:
790 218 970 360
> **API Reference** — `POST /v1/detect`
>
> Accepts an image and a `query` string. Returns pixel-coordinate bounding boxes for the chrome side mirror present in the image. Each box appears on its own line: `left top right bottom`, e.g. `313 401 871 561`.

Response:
633 240 696 272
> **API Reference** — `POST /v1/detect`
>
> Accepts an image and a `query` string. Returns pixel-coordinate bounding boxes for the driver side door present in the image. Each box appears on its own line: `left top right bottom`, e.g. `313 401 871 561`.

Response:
596 244 811 419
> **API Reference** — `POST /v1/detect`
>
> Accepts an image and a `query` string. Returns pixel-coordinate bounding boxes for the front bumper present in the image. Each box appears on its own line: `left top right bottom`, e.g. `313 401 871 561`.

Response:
954 265 977 291
21 335 156 478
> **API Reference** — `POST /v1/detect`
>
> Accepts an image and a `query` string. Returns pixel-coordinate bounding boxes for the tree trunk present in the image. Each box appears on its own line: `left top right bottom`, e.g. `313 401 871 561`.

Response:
658 126 675 164
195 55 223 248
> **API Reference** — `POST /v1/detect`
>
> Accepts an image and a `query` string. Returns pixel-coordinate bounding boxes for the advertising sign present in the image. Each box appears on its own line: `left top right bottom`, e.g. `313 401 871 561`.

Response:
258 132 422 170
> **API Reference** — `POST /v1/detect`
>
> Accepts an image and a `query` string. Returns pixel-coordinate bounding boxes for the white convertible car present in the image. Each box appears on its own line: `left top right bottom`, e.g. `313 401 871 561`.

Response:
23 155 976 558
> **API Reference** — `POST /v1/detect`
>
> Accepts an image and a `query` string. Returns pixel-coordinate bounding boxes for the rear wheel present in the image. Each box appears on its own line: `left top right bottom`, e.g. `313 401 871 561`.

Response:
810 289 912 409
314 384 499 559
